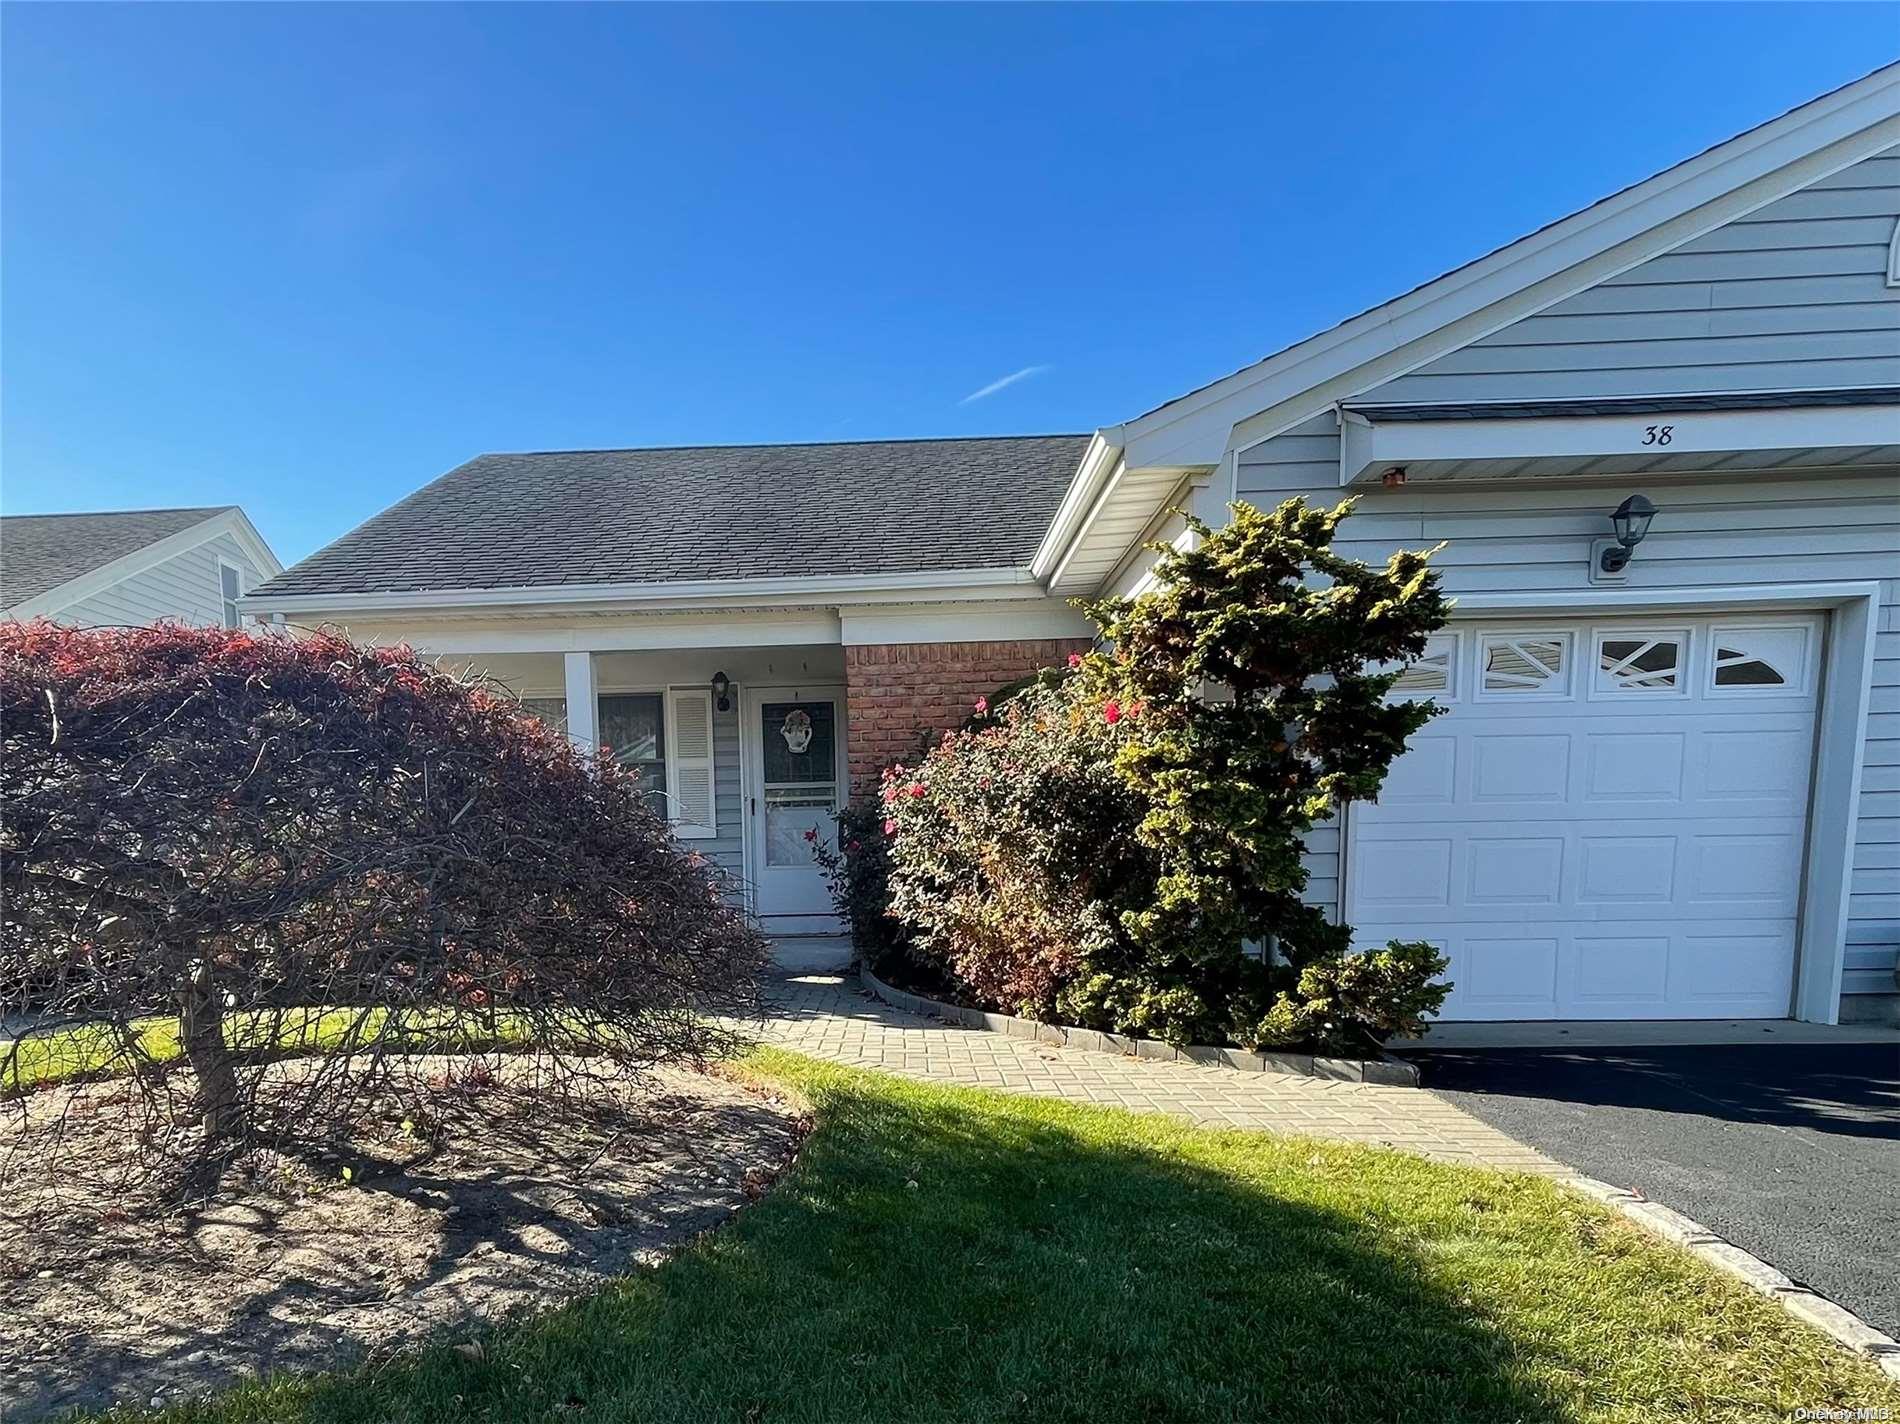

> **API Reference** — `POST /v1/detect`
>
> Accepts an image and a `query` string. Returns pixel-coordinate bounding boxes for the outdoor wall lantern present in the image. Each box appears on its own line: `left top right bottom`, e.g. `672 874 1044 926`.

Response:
1599 494 1658 574
711 670 732 713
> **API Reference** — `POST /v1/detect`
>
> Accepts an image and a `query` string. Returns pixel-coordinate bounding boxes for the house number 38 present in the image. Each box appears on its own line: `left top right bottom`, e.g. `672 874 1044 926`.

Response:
1640 425 1675 446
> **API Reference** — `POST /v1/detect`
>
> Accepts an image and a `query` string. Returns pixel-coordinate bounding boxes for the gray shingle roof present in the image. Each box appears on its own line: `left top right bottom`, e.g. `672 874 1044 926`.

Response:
1 507 233 611
252 436 1091 599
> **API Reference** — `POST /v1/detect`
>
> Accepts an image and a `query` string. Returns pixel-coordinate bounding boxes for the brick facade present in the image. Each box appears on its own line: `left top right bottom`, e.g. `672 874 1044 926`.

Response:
843 637 1091 796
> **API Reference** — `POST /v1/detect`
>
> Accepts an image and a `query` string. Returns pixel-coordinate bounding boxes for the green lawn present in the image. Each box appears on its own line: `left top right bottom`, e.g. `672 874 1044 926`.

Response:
78 1049 1900 1424
3 1007 540 1095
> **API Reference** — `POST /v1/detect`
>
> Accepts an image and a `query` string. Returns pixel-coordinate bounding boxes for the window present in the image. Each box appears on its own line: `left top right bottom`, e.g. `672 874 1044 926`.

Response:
513 691 713 835
1390 633 1457 698
518 697 568 732
1594 633 1684 693
1713 652 1784 687
1708 623 1811 694
760 698 838 864
1480 633 1571 696
218 562 244 629
599 693 667 808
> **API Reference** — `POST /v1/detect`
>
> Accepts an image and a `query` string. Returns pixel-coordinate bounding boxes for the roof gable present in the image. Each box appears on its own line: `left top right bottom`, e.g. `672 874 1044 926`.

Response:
1035 63 1900 592
1128 62 1900 470
0 507 234 611
251 436 1090 602
1359 144 1900 406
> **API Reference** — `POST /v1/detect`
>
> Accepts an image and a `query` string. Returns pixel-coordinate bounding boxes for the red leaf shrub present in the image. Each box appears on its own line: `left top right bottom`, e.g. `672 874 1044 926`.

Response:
0 621 766 1154
879 694 1142 1019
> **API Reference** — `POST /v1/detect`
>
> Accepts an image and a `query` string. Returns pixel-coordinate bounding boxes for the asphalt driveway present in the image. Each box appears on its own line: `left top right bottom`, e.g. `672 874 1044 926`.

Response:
1412 1043 1900 1338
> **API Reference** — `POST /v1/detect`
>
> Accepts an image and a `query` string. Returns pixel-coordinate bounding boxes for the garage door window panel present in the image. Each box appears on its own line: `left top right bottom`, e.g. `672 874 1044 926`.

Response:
1477 632 1573 700
1708 623 1814 696
1591 630 1689 697
1389 632 1461 699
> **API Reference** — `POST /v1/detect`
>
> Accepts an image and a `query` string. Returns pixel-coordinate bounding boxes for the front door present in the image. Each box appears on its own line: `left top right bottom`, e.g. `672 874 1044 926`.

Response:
746 686 846 930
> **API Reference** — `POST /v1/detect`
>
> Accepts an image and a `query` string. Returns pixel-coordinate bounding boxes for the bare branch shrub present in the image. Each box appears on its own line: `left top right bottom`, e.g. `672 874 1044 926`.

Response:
0 621 767 1175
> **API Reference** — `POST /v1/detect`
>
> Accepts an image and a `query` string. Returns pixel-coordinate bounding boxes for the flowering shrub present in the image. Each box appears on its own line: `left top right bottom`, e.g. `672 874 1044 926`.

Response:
0 621 768 1156
880 686 1142 1015
884 497 1453 1053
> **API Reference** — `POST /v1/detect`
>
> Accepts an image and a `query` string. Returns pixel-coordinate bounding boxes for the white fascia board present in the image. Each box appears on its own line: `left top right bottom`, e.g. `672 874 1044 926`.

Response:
1029 430 1125 580
837 599 1094 647
1340 401 1900 485
1119 67 1900 471
8 507 279 621
240 564 1043 620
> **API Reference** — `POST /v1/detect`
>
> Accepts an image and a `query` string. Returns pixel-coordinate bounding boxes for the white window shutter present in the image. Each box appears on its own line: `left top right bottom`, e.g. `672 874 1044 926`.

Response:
665 688 717 839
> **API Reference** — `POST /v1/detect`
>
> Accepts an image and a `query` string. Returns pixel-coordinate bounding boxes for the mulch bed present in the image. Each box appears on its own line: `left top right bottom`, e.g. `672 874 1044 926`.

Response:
0 1056 804 1420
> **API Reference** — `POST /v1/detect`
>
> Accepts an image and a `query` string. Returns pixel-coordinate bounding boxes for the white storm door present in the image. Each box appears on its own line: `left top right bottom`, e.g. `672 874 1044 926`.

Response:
1348 615 1822 1021
746 686 846 923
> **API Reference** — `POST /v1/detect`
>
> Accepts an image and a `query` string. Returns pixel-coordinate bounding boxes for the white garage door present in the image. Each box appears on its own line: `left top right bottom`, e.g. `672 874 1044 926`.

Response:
1347 614 1822 1021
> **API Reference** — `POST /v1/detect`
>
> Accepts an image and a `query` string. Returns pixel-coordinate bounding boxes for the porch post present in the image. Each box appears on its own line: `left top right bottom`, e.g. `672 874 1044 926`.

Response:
563 651 599 754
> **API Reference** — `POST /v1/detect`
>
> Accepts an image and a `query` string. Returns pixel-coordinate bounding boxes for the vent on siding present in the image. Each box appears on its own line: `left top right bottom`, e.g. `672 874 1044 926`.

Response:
666 688 717 838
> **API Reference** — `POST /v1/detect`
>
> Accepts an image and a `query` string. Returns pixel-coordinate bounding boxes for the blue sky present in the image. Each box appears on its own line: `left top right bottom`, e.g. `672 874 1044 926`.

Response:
3 5 1893 564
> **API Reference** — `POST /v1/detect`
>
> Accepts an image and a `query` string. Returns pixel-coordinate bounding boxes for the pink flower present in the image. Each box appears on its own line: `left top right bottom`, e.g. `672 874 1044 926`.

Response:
1067 652 1084 669
978 775 991 790
802 827 818 843
1102 699 1121 725
881 783 899 804
883 818 898 836
847 839 862 853
973 696 988 714
907 782 926 798
1129 700 1146 718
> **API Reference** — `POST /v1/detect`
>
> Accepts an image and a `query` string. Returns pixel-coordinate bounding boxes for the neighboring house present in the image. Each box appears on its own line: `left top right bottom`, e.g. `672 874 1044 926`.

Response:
248 64 1900 1027
1 506 283 629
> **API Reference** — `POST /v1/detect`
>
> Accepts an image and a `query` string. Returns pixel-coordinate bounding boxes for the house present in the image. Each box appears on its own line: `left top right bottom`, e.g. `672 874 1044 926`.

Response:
246 64 1900 1027
2 506 283 630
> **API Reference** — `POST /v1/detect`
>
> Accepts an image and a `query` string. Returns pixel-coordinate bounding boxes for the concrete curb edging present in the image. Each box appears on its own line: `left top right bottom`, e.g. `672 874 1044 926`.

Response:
1565 1175 1900 1382
858 965 1422 1087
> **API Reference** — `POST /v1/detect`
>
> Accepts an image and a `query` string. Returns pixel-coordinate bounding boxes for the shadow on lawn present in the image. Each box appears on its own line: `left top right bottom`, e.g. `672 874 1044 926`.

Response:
257 1073 1582 1424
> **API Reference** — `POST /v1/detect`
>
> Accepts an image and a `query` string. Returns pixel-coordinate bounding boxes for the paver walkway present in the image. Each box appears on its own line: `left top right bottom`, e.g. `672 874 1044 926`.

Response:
753 974 1565 1176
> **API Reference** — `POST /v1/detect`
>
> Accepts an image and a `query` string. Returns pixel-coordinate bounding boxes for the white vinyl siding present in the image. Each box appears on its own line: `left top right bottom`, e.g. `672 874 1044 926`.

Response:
1369 147 1900 404
50 532 271 630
